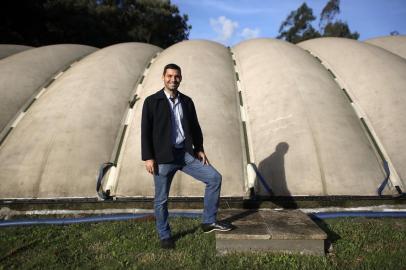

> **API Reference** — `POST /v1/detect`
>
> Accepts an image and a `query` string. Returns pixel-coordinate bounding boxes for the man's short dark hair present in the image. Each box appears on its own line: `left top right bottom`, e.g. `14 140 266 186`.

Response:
163 63 181 75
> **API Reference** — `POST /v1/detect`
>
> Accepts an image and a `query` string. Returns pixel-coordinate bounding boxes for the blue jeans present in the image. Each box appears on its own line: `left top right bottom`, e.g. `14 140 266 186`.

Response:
153 148 222 240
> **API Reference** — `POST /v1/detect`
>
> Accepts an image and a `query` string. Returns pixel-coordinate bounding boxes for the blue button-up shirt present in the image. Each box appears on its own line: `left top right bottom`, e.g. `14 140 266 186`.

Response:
164 90 185 148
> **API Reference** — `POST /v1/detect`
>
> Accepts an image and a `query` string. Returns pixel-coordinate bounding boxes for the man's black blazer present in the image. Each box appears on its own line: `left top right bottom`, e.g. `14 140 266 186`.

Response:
141 89 204 163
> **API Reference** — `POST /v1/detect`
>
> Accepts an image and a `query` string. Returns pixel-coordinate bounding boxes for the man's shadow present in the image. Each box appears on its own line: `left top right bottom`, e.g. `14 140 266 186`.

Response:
172 224 201 242
255 142 298 209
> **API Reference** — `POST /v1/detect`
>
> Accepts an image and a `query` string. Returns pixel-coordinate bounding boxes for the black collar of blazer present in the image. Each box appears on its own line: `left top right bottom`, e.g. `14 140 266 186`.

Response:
153 88 185 101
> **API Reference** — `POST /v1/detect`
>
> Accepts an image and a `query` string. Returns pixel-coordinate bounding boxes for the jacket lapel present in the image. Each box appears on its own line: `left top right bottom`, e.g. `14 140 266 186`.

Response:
154 88 172 117
178 92 189 130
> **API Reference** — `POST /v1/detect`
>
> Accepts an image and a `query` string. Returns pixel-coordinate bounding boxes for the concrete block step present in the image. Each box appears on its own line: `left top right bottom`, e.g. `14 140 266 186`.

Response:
216 209 327 255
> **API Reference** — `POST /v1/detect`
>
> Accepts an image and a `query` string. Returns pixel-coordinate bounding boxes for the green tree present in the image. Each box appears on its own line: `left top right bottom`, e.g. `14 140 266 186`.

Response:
323 21 359 39
121 0 191 48
0 0 49 45
319 0 340 32
319 0 359 39
277 0 359 43
277 3 321 44
0 0 191 48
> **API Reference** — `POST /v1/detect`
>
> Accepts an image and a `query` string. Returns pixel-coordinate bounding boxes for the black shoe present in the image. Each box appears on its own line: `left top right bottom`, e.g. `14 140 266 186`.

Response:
160 237 175 249
201 221 233 233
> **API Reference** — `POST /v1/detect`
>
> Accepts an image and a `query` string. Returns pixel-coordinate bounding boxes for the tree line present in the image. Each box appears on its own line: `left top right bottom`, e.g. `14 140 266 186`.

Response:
1 0 361 48
277 0 359 44
0 0 191 48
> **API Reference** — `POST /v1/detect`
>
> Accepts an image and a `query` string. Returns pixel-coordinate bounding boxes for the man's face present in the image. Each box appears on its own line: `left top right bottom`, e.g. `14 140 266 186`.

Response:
163 68 182 92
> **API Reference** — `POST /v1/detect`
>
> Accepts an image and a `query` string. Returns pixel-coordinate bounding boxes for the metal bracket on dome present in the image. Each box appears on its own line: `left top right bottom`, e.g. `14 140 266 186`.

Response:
377 160 391 196
247 163 274 198
96 162 115 200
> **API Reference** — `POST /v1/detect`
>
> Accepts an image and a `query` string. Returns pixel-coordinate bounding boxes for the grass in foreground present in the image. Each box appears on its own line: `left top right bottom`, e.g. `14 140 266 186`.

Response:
0 216 405 269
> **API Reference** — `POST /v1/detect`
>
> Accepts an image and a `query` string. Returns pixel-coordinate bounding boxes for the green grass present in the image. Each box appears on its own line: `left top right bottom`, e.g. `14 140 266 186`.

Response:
0 217 405 269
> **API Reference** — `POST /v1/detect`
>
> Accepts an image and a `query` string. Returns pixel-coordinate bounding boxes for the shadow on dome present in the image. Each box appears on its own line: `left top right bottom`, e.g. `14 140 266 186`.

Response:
256 142 298 209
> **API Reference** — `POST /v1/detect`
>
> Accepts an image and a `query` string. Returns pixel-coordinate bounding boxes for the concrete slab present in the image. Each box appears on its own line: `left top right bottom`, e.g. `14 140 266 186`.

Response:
216 239 325 255
261 210 327 240
216 209 327 255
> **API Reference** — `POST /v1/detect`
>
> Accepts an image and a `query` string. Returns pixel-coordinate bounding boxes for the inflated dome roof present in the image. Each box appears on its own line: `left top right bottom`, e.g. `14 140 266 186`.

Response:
365 35 406 59
0 36 405 200
0 44 33 60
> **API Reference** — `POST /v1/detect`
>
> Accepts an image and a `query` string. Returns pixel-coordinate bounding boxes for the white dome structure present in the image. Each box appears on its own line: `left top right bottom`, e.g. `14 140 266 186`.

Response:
365 35 406 59
0 44 97 133
298 37 406 195
0 37 405 200
0 44 33 60
234 38 384 196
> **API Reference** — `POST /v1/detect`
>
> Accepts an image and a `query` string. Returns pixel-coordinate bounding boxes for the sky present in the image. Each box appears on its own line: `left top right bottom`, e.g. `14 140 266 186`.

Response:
171 0 406 46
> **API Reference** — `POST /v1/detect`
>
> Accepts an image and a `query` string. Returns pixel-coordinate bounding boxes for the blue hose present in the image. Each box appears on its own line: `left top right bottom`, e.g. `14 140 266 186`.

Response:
0 212 202 227
311 211 406 219
1 211 406 227
377 160 391 196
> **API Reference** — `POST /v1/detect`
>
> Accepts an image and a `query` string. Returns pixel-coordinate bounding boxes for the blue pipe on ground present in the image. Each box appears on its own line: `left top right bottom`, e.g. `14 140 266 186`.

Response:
0 212 202 227
311 211 406 219
1 211 406 227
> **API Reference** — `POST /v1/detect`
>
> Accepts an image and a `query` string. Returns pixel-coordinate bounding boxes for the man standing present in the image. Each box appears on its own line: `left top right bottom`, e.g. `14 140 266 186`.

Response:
141 63 232 249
